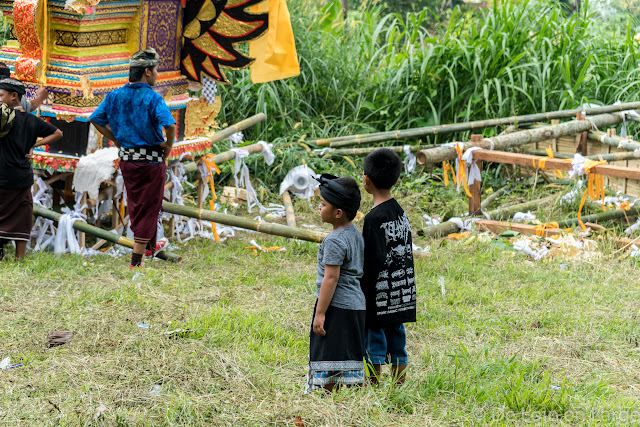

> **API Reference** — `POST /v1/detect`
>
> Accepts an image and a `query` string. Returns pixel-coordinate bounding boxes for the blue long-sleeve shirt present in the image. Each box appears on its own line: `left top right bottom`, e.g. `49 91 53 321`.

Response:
89 82 176 149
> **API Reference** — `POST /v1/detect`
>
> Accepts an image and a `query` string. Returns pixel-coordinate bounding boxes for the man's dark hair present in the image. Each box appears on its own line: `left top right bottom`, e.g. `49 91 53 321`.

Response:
129 66 151 82
334 177 361 220
363 148 402 189
129 50 158 82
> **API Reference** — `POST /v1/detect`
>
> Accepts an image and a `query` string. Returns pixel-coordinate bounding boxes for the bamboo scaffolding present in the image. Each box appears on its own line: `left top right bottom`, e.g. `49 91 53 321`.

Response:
308 103 640 148
183 142 265 174
162 202 328 243
415 113 627 166
314 145 435 157
282 191 297 228
418 194 560 238
33 205 181 262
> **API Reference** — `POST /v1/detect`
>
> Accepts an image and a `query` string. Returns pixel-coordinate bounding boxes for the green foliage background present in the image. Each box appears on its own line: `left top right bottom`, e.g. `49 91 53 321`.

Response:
219 0 640 138
209 0 640 191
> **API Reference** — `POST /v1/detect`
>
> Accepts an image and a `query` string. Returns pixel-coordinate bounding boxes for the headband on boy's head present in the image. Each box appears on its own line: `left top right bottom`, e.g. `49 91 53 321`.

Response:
316 173 360 214
0 78 25 96
0 68 10 78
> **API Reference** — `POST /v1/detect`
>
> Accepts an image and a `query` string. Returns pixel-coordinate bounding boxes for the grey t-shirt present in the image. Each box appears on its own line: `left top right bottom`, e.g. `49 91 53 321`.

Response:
316 224 366 310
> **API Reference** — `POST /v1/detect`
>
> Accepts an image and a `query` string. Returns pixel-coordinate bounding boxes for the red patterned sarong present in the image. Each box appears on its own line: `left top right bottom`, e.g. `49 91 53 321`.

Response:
119 161 165 250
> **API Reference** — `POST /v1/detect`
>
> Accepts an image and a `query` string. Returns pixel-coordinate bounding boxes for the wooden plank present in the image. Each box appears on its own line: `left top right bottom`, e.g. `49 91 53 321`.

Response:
580 131 588 156
474 220 563 238
473 150 640 180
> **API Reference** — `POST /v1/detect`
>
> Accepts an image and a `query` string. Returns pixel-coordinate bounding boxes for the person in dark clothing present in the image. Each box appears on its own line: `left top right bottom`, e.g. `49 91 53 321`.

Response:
361 148 417 385
0 78 62 260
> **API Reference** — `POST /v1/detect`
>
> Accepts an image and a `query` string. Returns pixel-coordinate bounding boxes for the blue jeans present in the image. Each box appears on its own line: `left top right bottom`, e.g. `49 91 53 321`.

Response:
364 324 408 366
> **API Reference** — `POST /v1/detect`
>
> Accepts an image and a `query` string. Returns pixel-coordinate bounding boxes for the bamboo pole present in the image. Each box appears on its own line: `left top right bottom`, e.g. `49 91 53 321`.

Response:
315 145 435 157
162 202 328 243
415 113 626 166
308 103 640 147
183 142 265 174
419 194 560 238
554 203 640 228
480 186 508 209
210 113 265 145
588 131 640 152
282 191 297 228
33 205 181 262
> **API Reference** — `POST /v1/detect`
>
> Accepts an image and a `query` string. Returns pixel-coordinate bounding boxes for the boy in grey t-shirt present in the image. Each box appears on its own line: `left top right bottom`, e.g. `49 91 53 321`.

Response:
306 174 366 394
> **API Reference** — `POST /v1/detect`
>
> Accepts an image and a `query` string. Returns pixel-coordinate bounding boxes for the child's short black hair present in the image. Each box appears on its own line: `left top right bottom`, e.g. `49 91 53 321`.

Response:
363 148 402 189
334 177 360 220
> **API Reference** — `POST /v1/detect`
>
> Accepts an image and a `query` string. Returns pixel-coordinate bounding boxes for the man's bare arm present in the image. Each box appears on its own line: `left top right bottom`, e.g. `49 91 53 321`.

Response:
29 87 49 111
160 123 176 158
34 129 63 147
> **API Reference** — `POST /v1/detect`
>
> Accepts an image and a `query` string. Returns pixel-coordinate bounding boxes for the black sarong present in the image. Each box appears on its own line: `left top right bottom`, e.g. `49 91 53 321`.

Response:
0 187 32 241
307 303 365 392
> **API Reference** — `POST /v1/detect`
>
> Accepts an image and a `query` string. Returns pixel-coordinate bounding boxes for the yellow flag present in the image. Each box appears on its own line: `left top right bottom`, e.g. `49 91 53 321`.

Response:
249 0 300 83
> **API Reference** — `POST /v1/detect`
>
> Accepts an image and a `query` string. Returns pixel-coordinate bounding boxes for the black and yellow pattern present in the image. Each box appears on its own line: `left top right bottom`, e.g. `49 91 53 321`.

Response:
54 30 127 48
181 0 268 84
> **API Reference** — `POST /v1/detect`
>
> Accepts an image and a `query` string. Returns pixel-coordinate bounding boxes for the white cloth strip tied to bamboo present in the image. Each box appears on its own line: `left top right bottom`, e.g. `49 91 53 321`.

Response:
568 153 592 178
422 214 440 226
443 142 484 193
229 132 244 145
461 146 483 186
403 145 416 174
31 177 56 251
313 147 335 155
54 193 88 255
230 142 275 214
512 211 537 222
280 165 319 200
447 217 479 233
165 153 196 239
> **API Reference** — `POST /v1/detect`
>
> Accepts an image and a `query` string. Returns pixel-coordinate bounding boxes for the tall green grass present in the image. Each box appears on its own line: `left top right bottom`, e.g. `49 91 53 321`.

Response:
220 0 640 144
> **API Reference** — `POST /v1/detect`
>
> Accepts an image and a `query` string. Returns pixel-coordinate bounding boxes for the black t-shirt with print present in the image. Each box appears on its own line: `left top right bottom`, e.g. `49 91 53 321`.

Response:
361 198 417 328
0 111 58 190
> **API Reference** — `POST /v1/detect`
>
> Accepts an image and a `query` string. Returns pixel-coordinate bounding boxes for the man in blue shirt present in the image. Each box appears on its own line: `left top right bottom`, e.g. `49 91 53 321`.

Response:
90 48 176 267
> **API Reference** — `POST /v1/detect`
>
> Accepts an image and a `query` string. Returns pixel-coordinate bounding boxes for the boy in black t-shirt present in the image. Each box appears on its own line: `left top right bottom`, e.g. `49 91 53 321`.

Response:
0 78 62 260
361 148 417 385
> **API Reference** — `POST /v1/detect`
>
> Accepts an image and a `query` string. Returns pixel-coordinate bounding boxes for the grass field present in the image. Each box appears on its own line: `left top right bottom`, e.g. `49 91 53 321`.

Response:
2 191 640 426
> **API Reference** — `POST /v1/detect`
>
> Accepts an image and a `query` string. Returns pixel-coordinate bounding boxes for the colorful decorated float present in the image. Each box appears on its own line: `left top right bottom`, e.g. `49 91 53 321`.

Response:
0 0 299 254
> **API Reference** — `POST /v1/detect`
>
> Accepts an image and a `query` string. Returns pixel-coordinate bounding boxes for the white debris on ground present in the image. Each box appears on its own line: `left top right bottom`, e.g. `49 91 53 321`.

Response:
512 211 537 222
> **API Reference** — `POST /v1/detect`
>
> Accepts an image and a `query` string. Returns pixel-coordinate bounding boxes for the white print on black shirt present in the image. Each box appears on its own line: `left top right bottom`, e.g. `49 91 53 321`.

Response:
375 212 416 316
